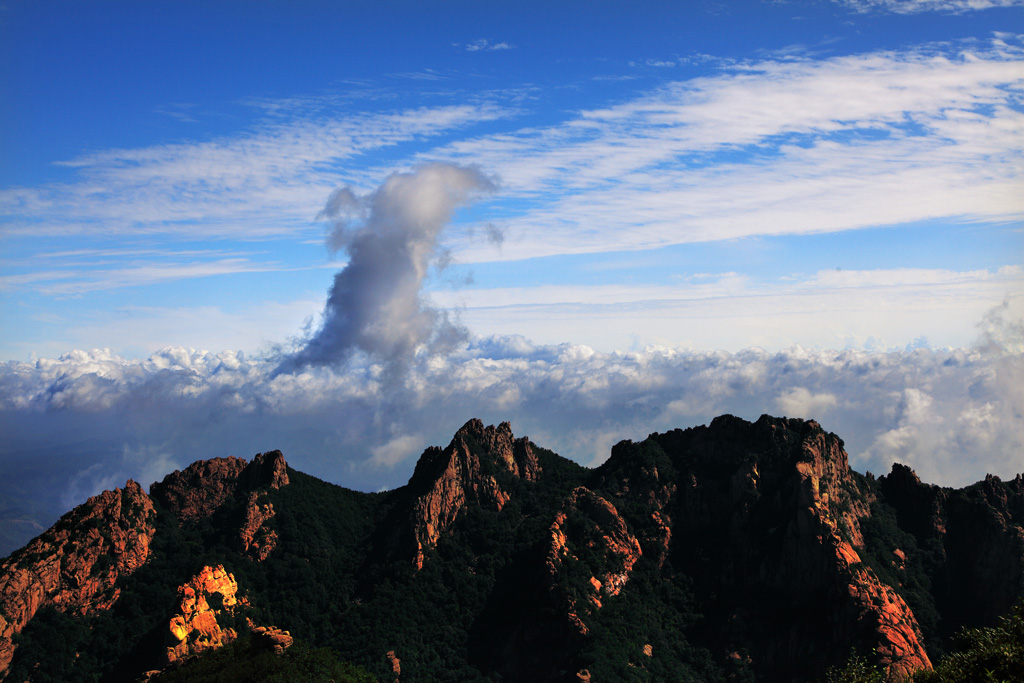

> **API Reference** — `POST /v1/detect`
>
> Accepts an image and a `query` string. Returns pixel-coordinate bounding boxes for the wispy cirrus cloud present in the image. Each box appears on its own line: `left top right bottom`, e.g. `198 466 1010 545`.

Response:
0 101 511 240
432 267 1024 351
436 42 1024 262
3 41 1020 267
1 259 288 295
0 247 344 295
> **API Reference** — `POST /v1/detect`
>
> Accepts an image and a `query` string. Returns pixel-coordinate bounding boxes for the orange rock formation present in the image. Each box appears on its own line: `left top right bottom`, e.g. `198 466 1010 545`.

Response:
238 492 279 561
163 565 246 666
786 425 932 679
401 419 540 568
546 487 642 633
0 481 156 676
151 450 289 523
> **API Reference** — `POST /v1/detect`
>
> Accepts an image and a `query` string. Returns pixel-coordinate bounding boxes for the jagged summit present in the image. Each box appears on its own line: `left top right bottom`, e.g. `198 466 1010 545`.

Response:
408 419 539 490
150 450 289 522
392 419 542 569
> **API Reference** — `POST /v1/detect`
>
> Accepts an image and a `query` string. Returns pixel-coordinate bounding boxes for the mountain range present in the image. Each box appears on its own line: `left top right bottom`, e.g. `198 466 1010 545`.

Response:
1 415 1022 682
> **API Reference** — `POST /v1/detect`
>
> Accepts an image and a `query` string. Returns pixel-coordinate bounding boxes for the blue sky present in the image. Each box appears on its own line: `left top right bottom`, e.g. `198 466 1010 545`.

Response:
0 0 1022 550
2 0 1021 358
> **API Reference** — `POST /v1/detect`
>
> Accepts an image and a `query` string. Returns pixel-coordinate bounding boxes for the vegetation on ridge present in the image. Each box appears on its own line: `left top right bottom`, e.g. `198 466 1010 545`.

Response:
3 416 1022 682
825 602 1024 683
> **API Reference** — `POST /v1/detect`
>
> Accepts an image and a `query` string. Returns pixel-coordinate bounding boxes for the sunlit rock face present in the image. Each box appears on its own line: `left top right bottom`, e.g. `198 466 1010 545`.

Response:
545 486 643 633
238 491 279 561
0 480 156 674
163 564 245 667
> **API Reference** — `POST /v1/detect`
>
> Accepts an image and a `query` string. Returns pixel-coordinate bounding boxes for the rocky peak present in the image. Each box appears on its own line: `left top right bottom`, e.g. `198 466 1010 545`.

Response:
619 415 933 680
396 419 541 569
242 450 290 491
0 480 157 676
454 419 540 481
408 419 540 492
879 463 949 541
150 451 290 523
150 457 249 522
918 470 1024 628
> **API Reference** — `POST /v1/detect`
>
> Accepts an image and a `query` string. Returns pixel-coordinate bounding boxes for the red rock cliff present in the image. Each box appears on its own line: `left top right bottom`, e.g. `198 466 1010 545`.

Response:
0 480 156 676
150 451 288 562
238 492 279 561
786 426 931 680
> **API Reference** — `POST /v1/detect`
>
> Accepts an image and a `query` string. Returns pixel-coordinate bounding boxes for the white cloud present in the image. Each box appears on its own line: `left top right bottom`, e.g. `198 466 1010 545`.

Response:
775 387 839 418
838 0 1024 14
462 39 515 52
370 434 426 468
2 305 1021 506
0 102 510 240
435 43 1024 263
629 59 678 67
431 266 1024 351
0 257 308 295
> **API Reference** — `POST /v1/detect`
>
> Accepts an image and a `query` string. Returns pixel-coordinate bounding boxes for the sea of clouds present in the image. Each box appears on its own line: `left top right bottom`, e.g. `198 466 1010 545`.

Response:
2 317 1020 509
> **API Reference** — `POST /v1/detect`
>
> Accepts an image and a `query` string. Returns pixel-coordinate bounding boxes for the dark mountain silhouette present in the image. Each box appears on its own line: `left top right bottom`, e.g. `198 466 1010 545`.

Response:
0 415 1021 682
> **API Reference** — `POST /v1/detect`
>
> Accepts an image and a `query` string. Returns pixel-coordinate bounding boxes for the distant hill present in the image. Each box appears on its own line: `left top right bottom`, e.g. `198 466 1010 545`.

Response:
1 415 1022 682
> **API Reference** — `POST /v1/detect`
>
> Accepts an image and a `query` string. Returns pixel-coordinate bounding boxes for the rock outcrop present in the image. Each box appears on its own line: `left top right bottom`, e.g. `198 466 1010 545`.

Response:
0 481 156 676
596 415 933 681
880 464 1024 630
150 457 249 522
150 451 287 562
251 625 294 655
385 649 401 683
546 487 642 633
237 492 279 561
151 450 289 523
393 419 541 568
163 565 245 667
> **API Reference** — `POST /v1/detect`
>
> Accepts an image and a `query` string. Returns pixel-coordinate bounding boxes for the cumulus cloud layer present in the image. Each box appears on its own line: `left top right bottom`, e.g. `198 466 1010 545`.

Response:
3 315 1021 522
278 163 497 373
